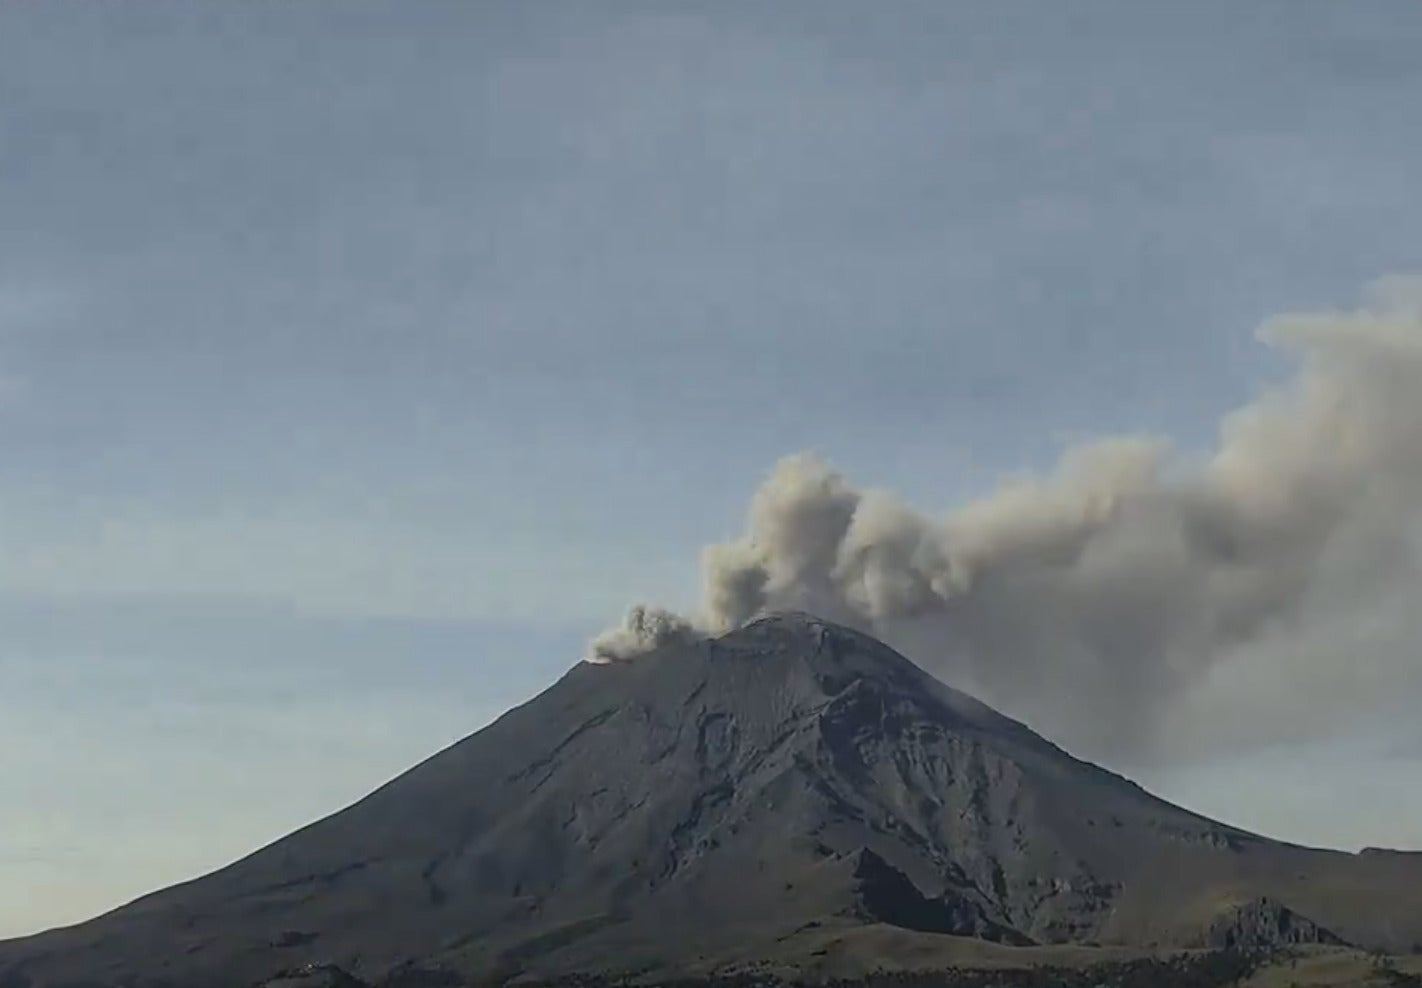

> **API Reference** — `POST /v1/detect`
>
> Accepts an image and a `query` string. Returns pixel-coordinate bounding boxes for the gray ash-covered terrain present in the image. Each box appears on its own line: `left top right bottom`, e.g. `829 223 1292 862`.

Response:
4 613 1422 987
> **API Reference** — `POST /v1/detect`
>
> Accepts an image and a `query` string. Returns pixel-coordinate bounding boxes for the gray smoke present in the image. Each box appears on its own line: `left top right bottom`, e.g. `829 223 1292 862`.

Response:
587 604 700 663
591 279 1422 763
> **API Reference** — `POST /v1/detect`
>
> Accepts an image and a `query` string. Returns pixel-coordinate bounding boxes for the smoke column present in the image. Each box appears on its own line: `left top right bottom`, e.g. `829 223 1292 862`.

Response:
591 279 1422 763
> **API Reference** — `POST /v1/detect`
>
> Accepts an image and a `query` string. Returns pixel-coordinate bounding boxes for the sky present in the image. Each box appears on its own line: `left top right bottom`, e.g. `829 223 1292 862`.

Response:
3 0 1422 938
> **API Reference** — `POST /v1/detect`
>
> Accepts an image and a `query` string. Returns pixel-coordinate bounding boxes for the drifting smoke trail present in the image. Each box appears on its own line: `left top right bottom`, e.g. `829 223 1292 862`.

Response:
591 279 1422 762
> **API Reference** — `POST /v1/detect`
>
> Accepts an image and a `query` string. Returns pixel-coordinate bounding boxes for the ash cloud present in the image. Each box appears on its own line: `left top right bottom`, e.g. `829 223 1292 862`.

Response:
592 279 1422 763
588 604 699 663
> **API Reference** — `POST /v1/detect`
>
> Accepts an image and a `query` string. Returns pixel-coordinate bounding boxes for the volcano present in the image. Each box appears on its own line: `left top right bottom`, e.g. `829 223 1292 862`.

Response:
4 613 1422 987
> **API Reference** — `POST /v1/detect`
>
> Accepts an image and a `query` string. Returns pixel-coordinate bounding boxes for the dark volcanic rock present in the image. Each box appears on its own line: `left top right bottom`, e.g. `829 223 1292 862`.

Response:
258 965 371 988
2 613 1421 987
849 848 1032 944
1198 897 1347 950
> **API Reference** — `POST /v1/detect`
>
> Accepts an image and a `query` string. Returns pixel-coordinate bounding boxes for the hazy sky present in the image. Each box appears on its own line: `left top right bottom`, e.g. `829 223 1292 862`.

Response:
4 1 1422 938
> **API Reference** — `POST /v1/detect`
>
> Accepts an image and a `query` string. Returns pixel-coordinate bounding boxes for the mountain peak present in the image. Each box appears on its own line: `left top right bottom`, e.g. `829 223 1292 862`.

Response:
6 620 1422 986
742 608 832 631
734 609 866 646
712 610 899 670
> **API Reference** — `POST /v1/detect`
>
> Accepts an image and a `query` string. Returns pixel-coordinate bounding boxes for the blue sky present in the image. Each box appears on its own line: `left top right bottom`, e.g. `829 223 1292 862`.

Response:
4 1 1422 937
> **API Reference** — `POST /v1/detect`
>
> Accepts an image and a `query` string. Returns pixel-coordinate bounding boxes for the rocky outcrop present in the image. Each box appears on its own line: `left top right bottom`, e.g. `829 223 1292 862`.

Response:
1198 897 1348 950
849 848 1032 944
258 965 371 988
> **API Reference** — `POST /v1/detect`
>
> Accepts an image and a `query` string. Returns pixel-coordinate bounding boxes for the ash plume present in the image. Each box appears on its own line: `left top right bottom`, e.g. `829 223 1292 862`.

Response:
592 279 1422 763
588 604 699 663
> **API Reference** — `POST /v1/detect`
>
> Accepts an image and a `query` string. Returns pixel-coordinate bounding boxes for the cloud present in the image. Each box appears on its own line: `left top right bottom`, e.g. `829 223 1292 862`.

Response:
593 278 1422 765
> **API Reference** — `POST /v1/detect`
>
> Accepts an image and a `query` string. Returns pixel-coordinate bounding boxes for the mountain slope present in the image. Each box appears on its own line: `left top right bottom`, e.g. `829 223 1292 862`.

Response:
4 613 1421 987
